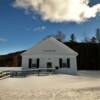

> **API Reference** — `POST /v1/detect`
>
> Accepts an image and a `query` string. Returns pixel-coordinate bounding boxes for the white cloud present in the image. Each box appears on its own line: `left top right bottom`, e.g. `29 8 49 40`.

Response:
33 26 46 32
0 38 7 43
13 0 100 23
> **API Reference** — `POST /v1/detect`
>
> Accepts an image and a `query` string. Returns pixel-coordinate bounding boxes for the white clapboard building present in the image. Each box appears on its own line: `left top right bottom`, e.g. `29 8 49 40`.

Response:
21 37 78 74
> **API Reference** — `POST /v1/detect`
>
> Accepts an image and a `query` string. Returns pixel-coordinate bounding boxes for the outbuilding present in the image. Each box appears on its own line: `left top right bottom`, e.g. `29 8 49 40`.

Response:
21 37 78 74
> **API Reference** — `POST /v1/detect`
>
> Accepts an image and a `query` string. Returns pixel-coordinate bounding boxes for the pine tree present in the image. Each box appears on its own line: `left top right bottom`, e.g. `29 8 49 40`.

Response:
69 34 76 42
96 28 100 43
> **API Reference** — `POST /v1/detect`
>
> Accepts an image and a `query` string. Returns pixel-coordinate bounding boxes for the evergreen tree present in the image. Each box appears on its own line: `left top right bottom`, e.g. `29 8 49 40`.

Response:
69 34 76 42
96 28 100 43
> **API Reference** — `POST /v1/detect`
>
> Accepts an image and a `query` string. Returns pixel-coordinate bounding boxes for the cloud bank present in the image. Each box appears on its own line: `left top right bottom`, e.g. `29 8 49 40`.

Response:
13 0 100 23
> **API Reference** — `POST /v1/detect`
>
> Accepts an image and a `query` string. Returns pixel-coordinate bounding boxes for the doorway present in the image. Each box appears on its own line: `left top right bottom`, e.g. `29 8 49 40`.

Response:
47 62 52 68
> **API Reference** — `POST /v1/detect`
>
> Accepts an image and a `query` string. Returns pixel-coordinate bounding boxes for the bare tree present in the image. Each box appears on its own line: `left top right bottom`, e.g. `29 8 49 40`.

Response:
54 31 66 42
90 37 97 43
42 31 66 42
82 36 90 43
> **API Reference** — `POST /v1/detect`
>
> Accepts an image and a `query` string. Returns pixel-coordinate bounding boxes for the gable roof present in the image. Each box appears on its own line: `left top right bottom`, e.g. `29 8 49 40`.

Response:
21 37 78 56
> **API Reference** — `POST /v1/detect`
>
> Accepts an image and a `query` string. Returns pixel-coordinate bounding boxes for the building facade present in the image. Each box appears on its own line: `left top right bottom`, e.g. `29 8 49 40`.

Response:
21 37 78 74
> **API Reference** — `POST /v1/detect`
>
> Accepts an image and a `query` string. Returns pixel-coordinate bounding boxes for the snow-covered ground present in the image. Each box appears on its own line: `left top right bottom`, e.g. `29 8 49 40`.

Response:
0 71 100 100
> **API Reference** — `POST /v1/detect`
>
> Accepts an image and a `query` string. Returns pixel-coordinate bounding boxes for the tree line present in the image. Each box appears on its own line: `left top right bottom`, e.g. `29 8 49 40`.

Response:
46 28 100 43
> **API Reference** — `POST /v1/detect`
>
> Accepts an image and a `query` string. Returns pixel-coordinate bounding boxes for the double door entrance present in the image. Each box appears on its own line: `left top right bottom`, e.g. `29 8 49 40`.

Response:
47 62 52 68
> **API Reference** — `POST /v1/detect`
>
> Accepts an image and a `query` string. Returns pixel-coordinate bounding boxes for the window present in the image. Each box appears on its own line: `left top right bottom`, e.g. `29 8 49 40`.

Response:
59 58 70 68
62 63 67 67
32 59 37 68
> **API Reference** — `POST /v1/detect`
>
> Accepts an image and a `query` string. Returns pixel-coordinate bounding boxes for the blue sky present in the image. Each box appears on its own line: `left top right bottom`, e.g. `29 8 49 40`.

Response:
0 0 100 55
